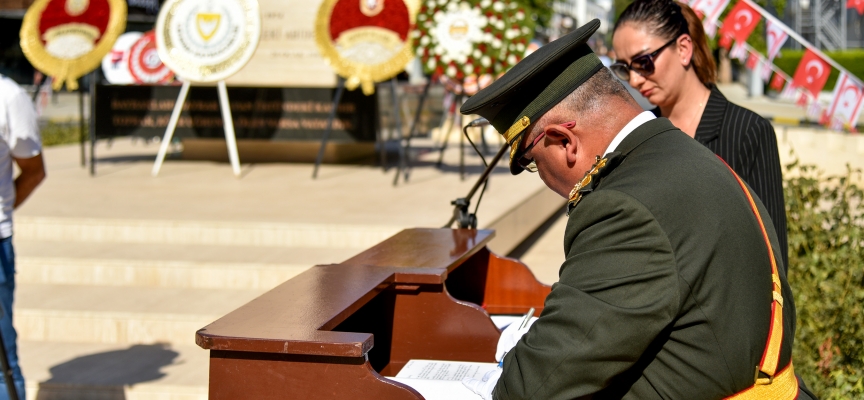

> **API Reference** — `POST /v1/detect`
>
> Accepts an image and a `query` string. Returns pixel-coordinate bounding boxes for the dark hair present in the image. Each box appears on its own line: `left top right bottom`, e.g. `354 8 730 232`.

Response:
614 0 716 85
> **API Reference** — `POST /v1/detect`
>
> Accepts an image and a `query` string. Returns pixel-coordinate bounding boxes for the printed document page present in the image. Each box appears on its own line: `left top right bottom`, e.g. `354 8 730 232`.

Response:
395 359 499 381
389 359 499 400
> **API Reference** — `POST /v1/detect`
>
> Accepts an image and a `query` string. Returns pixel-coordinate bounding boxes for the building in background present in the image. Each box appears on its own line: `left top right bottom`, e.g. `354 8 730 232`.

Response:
784 0 864 49
548 0 612 41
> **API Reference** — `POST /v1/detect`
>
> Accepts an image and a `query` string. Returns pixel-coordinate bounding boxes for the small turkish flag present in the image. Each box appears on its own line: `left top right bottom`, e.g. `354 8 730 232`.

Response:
792 49 832 98
848 0 864 15
770 73 785 91
719 34 733 50
719 1 762 43
825 72 864 129
745 52 759 70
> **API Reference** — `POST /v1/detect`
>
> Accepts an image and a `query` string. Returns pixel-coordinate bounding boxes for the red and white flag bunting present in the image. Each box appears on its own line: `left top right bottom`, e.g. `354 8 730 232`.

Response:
729 42 748 61
780 83 799 101
806 100 823 120
691 0 731 38
791 49 832 99
760 60 773 82
765 20 788 62
825 72 864 130
848 0 864 16
691 0 731 25
770 73 785 91
719 1 761 43
745 51 760 69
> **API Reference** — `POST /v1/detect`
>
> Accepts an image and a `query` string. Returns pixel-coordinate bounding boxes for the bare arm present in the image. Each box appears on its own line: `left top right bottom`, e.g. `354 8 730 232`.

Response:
13 153 45 209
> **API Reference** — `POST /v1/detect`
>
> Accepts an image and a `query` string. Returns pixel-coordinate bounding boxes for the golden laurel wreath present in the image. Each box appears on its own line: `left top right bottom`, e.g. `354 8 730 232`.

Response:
314 0 419 95
20 0 127 91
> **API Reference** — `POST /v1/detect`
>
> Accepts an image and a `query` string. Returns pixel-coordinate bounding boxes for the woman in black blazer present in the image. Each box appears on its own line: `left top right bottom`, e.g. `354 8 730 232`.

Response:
610 0 788 270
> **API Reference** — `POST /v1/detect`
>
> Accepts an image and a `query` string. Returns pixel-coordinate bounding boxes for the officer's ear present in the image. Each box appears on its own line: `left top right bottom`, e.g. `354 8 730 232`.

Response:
543 124 579 162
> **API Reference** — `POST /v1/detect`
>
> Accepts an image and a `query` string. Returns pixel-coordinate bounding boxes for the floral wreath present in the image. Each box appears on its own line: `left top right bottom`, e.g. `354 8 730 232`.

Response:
413 0 534 96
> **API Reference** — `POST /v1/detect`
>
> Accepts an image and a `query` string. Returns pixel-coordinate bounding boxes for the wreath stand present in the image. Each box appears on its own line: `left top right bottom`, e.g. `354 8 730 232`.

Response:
313 77 419 187
151 80 242 177
392 77 432 185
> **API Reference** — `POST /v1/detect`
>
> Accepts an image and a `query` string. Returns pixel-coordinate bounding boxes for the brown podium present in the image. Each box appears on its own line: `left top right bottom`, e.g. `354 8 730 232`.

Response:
196 228 551 399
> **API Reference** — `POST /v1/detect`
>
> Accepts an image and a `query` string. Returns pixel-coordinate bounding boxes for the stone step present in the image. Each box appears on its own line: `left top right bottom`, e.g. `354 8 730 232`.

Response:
14 240 357 289
20 341 207 400
15 216 402 249
16 284 262 345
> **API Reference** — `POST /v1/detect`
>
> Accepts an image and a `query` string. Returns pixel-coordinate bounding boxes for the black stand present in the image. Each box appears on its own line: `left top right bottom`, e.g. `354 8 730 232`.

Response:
443 142 508 229
387 78 405 184
436 94 464 177
88 71 97 176
392 78 432 186
0 307 19 400
312 77 346 179
78 79 86 168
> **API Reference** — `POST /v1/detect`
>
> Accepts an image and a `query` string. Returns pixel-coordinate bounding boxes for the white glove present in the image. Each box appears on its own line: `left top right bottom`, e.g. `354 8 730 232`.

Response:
462 367 502 400
495 316 538 362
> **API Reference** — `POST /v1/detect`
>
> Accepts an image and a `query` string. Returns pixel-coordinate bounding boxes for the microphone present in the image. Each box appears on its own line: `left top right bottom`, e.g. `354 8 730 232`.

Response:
443 142 509 229
466 117 489 127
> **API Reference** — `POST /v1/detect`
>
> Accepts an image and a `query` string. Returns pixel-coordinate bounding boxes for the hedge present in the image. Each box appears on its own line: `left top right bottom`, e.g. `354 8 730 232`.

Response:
785 159 864 398
773 49 864 92
41 120 85 147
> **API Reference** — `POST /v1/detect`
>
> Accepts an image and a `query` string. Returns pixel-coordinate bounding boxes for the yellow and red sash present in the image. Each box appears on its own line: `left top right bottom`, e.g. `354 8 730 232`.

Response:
720 158 798 400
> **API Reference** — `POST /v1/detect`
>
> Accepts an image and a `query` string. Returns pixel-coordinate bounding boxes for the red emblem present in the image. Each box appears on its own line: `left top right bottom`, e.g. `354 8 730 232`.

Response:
128 30 174 84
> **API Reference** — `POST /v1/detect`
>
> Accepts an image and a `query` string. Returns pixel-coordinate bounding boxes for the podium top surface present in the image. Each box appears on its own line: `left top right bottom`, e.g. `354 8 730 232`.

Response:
342 228 495 270
196 228 495 357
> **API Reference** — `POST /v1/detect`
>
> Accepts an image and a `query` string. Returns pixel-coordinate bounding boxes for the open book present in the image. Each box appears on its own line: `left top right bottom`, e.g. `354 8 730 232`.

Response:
389 359 499 400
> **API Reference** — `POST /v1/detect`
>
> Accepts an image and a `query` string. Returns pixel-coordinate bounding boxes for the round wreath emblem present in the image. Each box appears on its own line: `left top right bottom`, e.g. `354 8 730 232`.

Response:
412 0 534 95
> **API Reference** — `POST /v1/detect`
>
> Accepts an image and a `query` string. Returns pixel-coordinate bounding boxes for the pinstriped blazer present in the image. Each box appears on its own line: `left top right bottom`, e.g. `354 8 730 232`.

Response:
694 86 788 272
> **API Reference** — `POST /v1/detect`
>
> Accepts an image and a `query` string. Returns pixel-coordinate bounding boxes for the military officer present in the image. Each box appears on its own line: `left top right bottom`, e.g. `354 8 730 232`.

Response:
460 20 815 400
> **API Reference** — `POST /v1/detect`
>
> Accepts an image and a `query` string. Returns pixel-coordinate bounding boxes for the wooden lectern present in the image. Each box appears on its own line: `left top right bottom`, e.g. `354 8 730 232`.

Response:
196 228 551 399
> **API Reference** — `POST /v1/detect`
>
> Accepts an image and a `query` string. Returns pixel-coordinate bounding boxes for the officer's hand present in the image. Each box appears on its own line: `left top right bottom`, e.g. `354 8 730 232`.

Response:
462 367 501 400
495 317 538 362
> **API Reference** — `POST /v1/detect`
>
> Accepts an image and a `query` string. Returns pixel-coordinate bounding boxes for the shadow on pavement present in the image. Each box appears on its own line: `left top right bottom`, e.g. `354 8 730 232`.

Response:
34 344 179 400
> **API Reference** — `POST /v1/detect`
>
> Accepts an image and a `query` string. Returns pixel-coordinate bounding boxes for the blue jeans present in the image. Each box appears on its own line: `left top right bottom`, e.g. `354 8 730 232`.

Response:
0 237 24 400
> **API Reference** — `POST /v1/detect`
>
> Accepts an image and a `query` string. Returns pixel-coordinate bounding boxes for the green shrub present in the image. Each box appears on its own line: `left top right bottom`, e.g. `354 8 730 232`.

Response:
774 49 864 91
785 159 864 399
41 120 86 147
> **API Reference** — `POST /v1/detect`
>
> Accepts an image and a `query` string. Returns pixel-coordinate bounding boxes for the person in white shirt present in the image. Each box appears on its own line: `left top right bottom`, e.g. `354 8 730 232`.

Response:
0 74 46 400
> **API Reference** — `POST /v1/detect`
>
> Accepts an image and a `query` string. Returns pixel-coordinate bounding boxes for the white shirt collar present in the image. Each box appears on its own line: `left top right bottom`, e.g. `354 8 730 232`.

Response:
603 111 656 156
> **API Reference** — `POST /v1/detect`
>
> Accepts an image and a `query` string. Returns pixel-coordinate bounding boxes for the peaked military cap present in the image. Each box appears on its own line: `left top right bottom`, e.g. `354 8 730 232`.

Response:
461 19 604 175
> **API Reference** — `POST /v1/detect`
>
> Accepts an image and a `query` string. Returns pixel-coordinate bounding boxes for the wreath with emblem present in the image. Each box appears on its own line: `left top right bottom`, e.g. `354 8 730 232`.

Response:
412 0 534 95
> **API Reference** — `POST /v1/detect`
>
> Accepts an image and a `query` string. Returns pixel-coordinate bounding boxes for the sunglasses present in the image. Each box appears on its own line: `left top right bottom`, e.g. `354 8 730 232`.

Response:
609 36 679 81
517 121 577 173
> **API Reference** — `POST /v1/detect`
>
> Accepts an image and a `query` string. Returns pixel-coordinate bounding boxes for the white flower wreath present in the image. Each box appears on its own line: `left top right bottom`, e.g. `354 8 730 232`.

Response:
413 0 534 95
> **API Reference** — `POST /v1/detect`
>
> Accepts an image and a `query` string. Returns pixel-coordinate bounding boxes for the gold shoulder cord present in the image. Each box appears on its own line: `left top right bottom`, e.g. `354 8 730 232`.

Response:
567 156 607 213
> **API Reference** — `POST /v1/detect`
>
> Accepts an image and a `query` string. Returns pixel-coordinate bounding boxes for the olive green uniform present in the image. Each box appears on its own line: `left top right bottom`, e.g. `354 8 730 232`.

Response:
494 118 805 399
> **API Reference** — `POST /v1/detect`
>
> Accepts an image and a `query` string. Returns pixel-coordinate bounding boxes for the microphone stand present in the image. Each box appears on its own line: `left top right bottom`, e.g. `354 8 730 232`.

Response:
443 142 509 229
